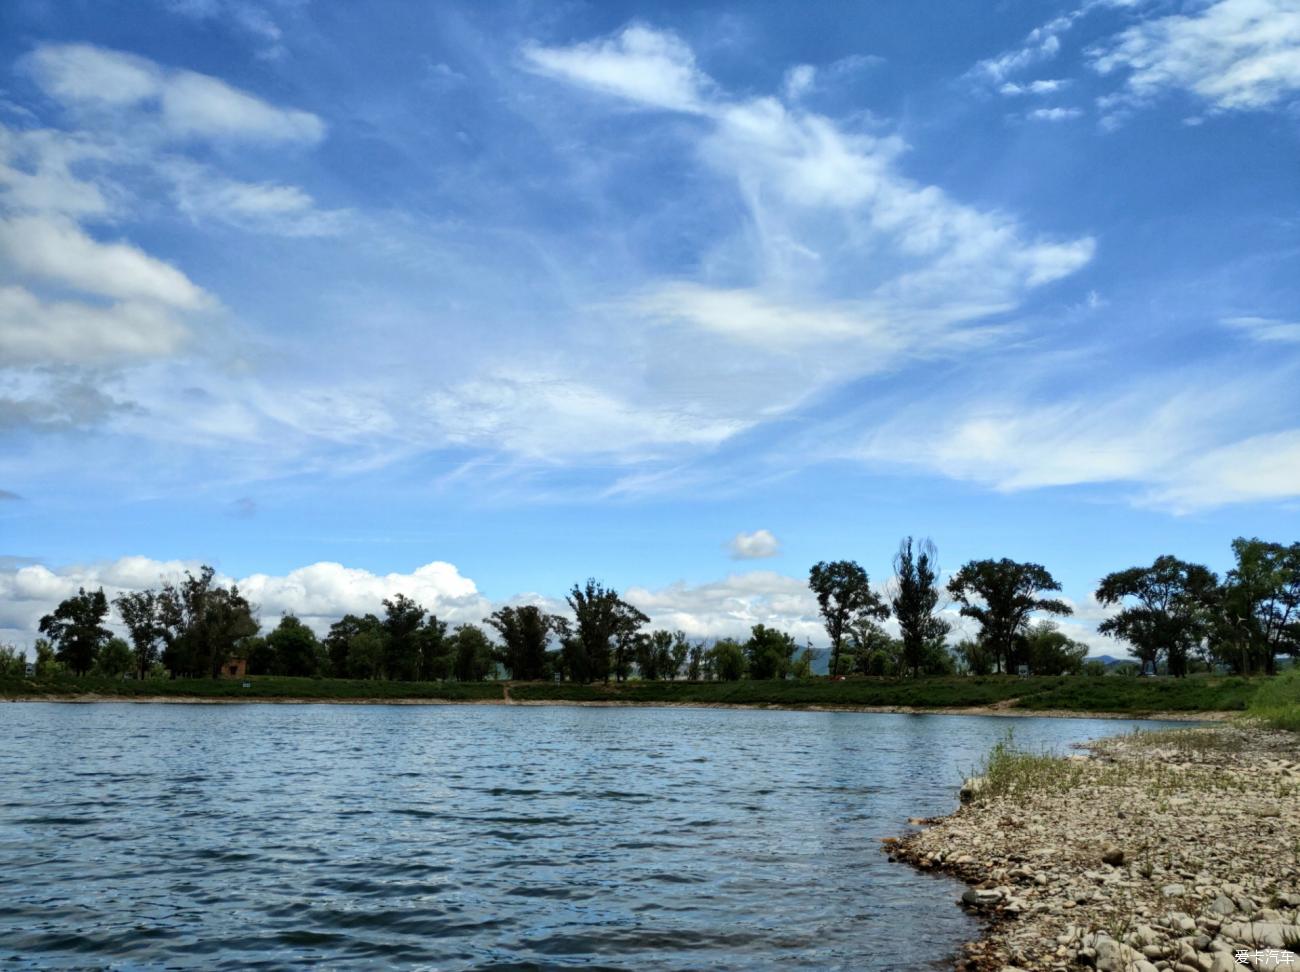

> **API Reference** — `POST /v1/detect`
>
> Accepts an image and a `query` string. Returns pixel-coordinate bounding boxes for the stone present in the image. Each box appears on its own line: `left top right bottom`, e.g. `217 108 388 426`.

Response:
1210 894 1237 915
962 887 1004 908
959 776 986 804
1163 884 1187 897
1207 952 1237 972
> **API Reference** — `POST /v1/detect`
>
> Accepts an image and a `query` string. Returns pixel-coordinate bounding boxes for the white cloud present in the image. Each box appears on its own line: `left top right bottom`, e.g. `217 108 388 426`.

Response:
424 370 745 460
0 213 210 309
1148 430 1300 510
508 26 1094 464
0 286 188 365
0 125 113 217
1222 315 1300 343
22 43 324 143
0 557 491 646
999 79 1068 95
727 529 781 560
783 64 817 101
1029 106 1084 120
522 25 708 113
1092 0 1300 113
852 371 1300 511
623 571 825 644
166 160 348 236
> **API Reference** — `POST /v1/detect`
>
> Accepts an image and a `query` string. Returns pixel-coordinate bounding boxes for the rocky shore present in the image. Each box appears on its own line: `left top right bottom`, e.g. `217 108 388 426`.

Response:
884 724 1300 972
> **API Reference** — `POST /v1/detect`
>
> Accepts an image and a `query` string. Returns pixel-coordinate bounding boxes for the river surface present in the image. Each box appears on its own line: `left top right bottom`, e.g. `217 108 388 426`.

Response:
0 703 1185 970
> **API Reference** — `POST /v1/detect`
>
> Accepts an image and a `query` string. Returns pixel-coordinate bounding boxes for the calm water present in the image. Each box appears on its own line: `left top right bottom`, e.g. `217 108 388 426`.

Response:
0 703 1181 970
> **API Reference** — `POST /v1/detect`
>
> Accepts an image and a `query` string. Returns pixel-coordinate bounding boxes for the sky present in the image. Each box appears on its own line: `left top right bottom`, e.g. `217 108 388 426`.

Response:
2 0 1299 656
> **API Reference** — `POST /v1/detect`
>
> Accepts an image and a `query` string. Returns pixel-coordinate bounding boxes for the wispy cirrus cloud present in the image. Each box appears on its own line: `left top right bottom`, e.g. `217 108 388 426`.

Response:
1091 0 1300 113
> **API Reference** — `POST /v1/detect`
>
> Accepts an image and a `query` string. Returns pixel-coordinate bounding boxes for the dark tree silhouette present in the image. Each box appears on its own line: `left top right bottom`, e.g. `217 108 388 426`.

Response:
1096 556 1218 677
948 559 1071 674
39 587 111 676
808 560 888 677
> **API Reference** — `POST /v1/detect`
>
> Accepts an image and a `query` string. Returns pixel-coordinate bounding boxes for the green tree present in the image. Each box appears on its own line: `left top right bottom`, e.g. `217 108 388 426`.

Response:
848 618 901 676
94 637 134 678
266 614 320 676
791 644 815 679
34 638 62 677
417 615 449 680
668 631 689 680
451 624 495 681
38 587 111 676
744 624 798 680
809 560 889 677
948 559 1072 674
686 640 705 681
1215 538 1300 675
1021 621 1089 675
157 567 259 678
0 644 27 677
382 594 426 681
955 638 994 676
638 630 689 680
239 635 273 675
1096 556 1217 677
566 579 648 684
486 605 559 681
113 589 162 681
891 537 950 677
709 638 746 681
323 614 382 678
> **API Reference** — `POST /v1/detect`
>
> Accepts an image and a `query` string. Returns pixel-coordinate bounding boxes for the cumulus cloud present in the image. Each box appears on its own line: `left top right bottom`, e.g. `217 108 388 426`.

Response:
1091 0 1300 113
0 286 189 366
0 214 209 309
623 571 825 644
0 557 491 646
727 529 781 560
22 43 324 143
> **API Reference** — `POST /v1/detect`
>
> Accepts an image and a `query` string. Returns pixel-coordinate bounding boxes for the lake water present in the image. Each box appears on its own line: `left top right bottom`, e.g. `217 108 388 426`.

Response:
0 703 1182 970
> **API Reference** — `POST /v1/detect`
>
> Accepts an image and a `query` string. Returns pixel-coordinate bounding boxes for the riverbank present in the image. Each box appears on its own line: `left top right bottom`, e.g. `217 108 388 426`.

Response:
0 673 1262 716
884 724 1300 972
0 691 1232 721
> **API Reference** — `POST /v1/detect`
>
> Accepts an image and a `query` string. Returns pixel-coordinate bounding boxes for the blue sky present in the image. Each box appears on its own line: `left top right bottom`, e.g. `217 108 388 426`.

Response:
2 0 1299 652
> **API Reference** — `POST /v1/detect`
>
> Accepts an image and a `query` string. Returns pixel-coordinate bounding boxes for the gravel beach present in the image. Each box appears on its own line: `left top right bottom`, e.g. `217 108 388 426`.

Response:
884 725 1300 972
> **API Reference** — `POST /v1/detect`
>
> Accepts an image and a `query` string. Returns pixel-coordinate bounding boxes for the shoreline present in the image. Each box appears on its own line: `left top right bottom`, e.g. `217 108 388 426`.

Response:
883 723 1300 971
0 693 1229 721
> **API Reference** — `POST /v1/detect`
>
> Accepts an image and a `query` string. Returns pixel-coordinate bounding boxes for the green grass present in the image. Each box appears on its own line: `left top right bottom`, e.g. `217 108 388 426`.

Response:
0 672 1273 713
0 673 503 701
1246 667 1300 731
512 674 1255 712
1009 675 1257 713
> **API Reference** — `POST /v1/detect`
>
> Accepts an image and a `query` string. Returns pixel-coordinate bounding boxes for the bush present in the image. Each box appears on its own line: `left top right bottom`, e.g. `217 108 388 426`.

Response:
1247 668 1300 732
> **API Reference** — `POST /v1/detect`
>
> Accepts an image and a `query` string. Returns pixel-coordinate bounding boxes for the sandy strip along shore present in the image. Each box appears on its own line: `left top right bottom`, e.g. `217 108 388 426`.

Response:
1 693 1230 720
883 724 1300 972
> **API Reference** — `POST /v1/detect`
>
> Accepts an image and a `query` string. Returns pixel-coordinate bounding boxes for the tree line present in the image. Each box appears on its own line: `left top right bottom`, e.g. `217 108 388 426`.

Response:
7 535 1296 683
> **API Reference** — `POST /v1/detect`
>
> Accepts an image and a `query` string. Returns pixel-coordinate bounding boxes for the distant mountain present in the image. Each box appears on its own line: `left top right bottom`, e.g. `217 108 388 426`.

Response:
1088 654 1136 667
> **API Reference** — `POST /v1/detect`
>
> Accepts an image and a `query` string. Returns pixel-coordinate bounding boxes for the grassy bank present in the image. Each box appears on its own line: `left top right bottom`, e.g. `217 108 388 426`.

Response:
510 674 1257 712
1247 667 1300 730
0 673 504 701
1 672 1263 713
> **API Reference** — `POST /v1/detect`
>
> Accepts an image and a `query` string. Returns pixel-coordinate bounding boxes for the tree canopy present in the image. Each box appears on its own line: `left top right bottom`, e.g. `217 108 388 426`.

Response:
948 559 1072 674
